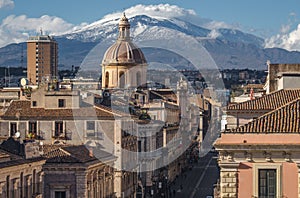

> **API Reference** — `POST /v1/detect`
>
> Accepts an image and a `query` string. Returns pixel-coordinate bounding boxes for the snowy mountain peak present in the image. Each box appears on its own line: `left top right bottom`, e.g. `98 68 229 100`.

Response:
64 11 264 49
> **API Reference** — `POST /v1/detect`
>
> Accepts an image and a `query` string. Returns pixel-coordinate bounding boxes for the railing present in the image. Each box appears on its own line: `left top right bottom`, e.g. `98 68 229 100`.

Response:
25 130 44 140
52 130 72 140
86 131 103 140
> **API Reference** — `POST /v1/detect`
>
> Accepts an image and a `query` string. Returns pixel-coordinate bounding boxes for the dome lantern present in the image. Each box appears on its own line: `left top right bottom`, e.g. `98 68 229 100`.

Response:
118 13 130 40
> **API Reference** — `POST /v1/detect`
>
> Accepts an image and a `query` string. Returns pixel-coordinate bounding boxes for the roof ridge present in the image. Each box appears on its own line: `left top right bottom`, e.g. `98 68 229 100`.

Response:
58 147 71 156
227 89 300 111
228 96 300 133
150 90 166 100
94 104 127 117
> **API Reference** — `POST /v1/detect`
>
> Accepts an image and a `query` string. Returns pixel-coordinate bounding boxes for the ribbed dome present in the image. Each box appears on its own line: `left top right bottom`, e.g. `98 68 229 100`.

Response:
102 13 147 66
103 41 146 65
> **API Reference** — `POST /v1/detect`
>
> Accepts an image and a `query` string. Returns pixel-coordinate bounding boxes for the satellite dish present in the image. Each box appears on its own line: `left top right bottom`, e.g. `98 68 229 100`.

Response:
20 78 28 87
15 131 20 138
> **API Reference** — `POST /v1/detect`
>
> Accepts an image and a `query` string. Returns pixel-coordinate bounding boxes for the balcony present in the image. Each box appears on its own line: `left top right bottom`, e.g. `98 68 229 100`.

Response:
52 131 72 140
85 132 104 140
25 130 45 140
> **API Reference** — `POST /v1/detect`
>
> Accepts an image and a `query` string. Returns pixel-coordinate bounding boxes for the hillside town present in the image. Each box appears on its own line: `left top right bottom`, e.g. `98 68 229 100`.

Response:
0 12 299 198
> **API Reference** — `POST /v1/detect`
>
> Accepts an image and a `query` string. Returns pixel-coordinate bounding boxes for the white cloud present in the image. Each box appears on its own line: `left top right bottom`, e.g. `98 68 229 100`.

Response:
79 4 238 34
0 15 82 47
204 21 235 30
208 29 221 39
265 24 300 51
0 0 14 9
103 4 197 21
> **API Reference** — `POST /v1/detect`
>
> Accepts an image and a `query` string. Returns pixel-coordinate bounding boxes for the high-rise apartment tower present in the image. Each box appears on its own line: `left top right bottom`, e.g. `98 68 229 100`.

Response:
27 35 58 85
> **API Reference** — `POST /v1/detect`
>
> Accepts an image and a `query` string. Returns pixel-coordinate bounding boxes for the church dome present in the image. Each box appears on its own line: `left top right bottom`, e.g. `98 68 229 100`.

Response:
102 13 147 66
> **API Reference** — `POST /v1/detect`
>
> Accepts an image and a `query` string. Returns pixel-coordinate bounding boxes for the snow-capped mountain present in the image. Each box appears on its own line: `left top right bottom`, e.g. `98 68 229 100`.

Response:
39 13 300 69
1 4 300 69
62 14 264 48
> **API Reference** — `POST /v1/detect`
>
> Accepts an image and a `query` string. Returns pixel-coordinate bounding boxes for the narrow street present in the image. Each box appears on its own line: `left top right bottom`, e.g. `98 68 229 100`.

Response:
168 151 219 198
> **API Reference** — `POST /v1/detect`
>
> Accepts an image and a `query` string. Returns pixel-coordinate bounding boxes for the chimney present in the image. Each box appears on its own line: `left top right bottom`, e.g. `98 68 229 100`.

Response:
89 148 94 157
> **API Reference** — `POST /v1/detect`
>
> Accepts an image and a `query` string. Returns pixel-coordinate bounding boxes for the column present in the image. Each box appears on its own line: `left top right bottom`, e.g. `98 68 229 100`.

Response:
219 162 239 198
76 172 88 198
13 179 20 198
90 171 94 198
0 182 5 198
38 172 44 195
114 171 123 198
27 176 32 198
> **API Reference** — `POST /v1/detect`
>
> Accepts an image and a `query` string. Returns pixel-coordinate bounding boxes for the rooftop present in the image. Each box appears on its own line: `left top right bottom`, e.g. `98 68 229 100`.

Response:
43 144 115 164
2 100 116 120
226 97 300 133
227 89 300 111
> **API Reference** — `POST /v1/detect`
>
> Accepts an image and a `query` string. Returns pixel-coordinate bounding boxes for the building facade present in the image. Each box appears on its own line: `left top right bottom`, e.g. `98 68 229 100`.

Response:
215 97 300 198
0 138 45 198
42 145 116 198
27 35 58 85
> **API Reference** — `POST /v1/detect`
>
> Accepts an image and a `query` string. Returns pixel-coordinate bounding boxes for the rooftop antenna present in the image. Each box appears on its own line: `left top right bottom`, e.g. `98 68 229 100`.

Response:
40 27 43 36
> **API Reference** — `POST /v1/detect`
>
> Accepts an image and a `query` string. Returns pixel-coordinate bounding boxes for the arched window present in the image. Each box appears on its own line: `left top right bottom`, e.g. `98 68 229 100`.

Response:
105 72 109 88
119 71 125 88
136 71 141 87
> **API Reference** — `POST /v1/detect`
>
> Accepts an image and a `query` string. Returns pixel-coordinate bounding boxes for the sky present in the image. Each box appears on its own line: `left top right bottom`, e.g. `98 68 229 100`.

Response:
0 0 300 50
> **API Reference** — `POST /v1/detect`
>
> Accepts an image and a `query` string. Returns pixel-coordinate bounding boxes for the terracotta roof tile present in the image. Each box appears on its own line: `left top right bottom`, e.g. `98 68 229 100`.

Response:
42 144 115 164
2 100 115 120
227 89 300 111
227 97 300 133
149 90 177 103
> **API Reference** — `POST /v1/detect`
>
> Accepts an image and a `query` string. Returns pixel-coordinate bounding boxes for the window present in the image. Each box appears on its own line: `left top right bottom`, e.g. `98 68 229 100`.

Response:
32 101 37 107
86 121 95 131
138 140 142 152
58 99 65 108
136 71 141 86
55 121 64 137
135 94 139 99
254 164 281 197
10 122 17 136
55 191 66 198
119 71 125 88
105 72 109 88
259 169 276 197
29 121 37 135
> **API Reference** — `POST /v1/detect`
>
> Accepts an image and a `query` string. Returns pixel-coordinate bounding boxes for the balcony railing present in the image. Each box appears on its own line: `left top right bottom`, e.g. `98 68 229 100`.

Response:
52 131 72 140
25 130 44 140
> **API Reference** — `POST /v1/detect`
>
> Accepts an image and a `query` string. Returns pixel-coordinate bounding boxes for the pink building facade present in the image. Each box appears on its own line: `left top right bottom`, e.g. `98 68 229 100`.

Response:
215 97 300 198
